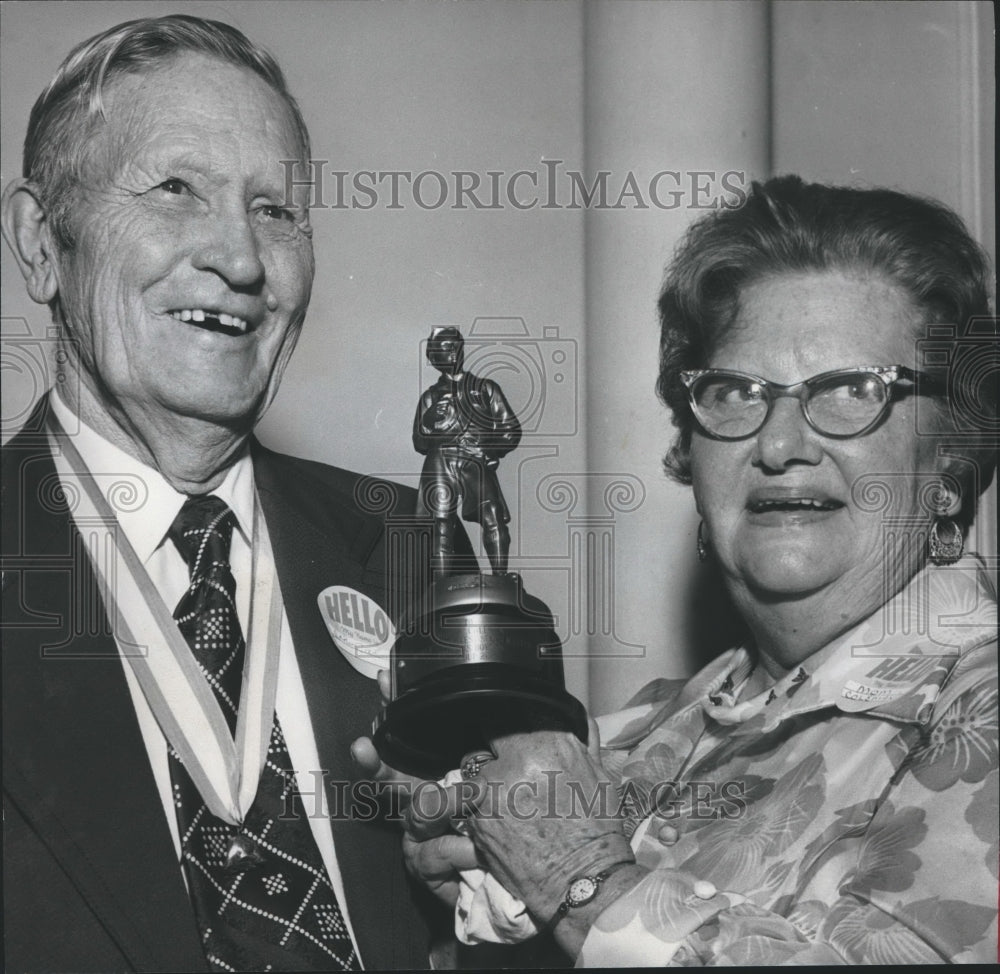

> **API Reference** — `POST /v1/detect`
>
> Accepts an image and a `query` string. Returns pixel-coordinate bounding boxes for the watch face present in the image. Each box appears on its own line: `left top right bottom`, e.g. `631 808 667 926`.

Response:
566 876 598 907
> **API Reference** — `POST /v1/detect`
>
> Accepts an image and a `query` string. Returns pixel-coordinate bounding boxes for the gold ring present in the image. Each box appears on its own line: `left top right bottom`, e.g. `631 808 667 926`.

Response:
459 751 494 780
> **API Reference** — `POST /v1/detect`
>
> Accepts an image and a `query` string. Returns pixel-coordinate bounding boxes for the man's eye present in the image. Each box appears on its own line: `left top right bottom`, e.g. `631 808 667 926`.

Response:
157 179 189 195
259 204 296 222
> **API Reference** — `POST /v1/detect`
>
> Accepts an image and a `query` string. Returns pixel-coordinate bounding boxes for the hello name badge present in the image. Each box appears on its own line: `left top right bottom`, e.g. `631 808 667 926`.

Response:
836 654 948 714
317 586 395 679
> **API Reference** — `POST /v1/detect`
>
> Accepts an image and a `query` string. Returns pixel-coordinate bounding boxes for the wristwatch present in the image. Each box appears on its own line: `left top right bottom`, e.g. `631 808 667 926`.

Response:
550 861 634 926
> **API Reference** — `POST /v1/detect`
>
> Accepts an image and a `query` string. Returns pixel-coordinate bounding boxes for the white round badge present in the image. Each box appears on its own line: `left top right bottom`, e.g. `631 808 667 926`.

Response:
317 586 395 679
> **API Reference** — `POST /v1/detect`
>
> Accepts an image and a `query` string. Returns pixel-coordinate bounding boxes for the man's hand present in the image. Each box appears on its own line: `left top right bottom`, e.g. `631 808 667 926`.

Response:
349 670 426 812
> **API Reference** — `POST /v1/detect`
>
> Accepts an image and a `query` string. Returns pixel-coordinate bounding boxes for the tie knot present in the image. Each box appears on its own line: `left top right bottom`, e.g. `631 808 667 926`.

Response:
169 495 236 577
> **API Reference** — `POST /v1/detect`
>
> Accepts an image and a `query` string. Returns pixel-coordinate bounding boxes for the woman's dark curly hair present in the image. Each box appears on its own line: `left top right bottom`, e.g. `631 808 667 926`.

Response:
656 175 996 518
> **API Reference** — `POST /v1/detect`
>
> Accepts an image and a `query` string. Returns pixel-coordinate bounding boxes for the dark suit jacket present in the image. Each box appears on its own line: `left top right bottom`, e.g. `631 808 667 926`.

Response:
1 400 450 972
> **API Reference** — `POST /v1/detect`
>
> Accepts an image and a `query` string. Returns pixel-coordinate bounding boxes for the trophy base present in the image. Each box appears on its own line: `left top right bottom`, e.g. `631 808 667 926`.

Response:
370 573 588 779
371 662 588 779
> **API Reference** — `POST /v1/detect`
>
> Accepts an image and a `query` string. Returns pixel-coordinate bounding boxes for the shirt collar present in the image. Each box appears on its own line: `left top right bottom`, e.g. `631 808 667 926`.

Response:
703 555 997 730
49 390 254 564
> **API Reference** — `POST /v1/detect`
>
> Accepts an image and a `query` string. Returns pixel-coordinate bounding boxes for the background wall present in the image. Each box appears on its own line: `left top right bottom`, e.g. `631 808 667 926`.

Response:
2 0 994 715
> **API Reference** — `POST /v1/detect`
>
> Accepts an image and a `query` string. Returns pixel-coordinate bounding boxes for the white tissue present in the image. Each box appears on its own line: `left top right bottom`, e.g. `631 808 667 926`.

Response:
440 768 539 945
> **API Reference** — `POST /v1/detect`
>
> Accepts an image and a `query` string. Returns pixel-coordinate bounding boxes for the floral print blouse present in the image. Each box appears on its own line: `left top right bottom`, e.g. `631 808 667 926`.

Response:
577 556 998 965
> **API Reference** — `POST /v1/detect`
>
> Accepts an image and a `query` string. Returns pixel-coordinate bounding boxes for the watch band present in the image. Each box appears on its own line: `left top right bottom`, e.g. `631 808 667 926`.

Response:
548 860 635 928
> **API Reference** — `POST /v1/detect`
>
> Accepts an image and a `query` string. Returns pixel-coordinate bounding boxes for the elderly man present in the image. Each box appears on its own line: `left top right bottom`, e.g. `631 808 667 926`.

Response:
1 15 442 972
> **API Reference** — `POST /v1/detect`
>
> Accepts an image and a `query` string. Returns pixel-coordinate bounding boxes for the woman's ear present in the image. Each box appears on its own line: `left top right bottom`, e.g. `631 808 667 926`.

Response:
931 467 964 519
1 179 60 304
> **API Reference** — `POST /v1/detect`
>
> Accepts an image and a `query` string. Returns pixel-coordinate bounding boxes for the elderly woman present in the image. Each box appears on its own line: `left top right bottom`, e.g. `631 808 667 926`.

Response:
401 176 998 965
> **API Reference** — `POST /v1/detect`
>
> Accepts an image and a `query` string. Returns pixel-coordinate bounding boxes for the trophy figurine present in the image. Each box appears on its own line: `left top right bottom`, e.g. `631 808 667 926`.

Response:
370 327 588 778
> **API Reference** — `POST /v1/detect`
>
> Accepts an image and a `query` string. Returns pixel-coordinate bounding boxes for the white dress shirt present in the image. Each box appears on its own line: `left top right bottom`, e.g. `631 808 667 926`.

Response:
48 390 364 965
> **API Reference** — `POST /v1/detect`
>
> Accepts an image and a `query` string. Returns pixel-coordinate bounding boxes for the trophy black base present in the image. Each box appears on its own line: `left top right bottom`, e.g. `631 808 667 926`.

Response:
371 572 588 779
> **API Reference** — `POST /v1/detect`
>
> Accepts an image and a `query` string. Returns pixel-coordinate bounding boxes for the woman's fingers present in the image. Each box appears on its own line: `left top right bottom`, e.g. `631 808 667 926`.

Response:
402 831 481 879
404 778 486 840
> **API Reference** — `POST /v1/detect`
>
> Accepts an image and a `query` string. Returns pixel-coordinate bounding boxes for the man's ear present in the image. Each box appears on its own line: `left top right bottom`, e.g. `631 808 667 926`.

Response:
1 179 60 304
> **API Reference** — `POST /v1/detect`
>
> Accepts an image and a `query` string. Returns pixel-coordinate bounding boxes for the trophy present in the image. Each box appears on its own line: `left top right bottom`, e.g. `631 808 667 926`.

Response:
370 328 588 779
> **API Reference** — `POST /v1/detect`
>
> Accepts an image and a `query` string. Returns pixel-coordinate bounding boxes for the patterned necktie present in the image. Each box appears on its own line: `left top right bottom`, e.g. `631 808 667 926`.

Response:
168 495 359 972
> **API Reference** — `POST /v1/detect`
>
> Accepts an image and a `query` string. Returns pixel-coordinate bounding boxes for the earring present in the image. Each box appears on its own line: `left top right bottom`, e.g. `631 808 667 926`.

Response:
697 521 708 562
929 518 963 565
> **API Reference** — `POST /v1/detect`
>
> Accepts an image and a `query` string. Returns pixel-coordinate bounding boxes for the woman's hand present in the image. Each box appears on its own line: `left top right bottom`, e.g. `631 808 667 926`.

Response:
402 822 480 909
468 725 635 923
405 719 641 938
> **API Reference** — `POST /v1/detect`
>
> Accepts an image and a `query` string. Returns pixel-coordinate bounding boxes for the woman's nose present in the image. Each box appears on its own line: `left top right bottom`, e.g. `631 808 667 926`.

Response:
751 396 823 470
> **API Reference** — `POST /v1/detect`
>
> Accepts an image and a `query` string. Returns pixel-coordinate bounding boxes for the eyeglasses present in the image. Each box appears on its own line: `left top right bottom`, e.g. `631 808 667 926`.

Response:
680 365 944 440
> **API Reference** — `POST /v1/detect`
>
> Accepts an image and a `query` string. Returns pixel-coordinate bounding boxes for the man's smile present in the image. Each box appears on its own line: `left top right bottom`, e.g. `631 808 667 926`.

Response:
169 308 252 336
